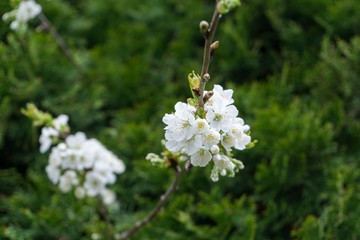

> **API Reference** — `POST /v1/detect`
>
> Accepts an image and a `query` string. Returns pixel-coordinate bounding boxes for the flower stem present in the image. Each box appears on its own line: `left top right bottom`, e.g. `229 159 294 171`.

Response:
117 166 188 240
197 0 221 107
118 1 222 238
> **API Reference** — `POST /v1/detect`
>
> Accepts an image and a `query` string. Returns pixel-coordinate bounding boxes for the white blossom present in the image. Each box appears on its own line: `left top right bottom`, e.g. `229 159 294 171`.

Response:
202 130 221 149
192 118 210 134
221 133 236 152
213 154 235 171
205 98 238 132
40 117 125 200
191 148 212 167
162 84 252 181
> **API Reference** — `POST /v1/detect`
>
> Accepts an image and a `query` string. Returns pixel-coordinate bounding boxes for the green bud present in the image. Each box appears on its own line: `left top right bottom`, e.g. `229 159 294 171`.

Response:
211 165 220 182
210 41 220 50
196 107 206 119
10 0 22 8
199 20 209 35
21 103 54 127
246 139 258 149
188 71 201 100
227 169 235 177
187 98 197 106
188 71 200 88
231 158 245 170
217 0 241 14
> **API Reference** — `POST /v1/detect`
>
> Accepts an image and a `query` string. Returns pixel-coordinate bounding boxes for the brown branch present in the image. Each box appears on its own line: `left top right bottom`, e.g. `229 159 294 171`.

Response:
117 166 188 240
98 197 111 224
37 13 88 78
197 0 222 107
117 1 223 239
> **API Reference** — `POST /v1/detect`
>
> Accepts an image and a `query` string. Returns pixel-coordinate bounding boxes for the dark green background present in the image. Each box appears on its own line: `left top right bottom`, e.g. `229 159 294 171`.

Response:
1 0 360 239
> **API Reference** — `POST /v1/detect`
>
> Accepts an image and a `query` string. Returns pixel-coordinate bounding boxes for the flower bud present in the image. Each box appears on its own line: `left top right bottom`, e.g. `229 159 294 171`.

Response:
211 166 219 182
203 91 214 103
181 148 187 155
210 145 220 155
211 41 220 50
210 41 220 57
199 20 209 35
202 73 211 81
213 154 221 161
75 187 86 199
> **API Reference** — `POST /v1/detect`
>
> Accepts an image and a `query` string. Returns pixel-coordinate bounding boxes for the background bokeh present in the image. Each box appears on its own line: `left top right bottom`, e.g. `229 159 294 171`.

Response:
1 0 360 239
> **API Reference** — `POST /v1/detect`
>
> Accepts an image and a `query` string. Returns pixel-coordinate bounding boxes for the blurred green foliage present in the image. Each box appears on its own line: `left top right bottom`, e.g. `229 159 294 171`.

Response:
1 0 360 239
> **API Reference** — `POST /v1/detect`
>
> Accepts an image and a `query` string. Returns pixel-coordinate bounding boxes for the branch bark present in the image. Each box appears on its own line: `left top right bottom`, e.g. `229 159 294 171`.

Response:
38 13 88 78
117 1 223 239
117 166 187 240
196 1 222 107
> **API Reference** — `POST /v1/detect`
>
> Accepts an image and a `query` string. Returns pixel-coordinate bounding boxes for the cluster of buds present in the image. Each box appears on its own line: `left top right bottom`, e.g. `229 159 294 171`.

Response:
161 84 252 182
2 0 42 31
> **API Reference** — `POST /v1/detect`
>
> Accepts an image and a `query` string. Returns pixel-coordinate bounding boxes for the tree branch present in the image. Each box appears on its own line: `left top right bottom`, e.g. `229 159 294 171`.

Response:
197 1 222 107
38 13 88 78
117 166 188 240
117 2 223 239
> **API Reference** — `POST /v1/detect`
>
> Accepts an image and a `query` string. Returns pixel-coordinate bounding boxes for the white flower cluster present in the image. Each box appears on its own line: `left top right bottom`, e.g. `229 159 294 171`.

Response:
2 0 42 30
38 114 125 205
45 132 125 204
163 85 251 181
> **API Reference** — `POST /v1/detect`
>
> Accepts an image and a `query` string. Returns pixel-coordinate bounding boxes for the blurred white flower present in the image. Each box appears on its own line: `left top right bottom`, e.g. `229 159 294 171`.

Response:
16 0 42 23
84 172 107 197
10 21 20 30
41 118 125 200
74 187 86 199
65 131 85 149
2 0 42 31
101 189 116 205
45 164 60 184
39 127 58 153
59 170 78 193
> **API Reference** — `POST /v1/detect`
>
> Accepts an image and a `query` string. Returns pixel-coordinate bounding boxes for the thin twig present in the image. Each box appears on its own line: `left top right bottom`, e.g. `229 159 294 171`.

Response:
118 166 188 240
197 0 222 107
98 197 111 224
38 13 88 78
117 1 223 239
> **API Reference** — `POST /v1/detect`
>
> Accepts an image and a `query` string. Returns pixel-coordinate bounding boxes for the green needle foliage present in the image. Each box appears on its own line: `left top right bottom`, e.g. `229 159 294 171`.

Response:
1 0 360 239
